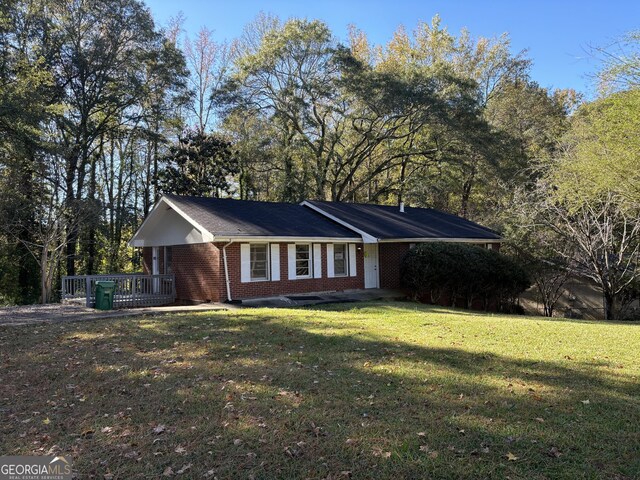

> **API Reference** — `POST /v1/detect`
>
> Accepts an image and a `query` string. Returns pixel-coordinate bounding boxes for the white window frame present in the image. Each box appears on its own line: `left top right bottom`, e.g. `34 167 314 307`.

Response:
294 243 312 279
332 243 348 277
249 243 270 282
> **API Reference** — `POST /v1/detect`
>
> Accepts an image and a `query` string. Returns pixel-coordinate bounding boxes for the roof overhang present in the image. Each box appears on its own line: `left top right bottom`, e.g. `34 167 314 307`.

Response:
377 237 504 243
131 196 501 248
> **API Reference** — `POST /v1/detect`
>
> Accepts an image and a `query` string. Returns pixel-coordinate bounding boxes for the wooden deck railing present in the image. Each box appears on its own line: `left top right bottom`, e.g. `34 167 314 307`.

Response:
61 274 176 308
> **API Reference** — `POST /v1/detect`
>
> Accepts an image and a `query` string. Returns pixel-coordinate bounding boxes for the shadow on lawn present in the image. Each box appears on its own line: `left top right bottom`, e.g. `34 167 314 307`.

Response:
0 309 638 480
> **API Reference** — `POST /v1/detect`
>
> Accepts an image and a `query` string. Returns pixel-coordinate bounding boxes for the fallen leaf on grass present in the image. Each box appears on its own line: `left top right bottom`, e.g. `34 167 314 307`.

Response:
506 452 519 461
419 445 438 458
162 466 173 477
534 417 545 423
548 446 562 458
176 463 192 475
284 442 306 457
42 418 50 425
101 426 113 434
174 445 187 455
153 424 166 434
372 448 391 458
581 399 590 405
123 450 140 460
308 422 326 437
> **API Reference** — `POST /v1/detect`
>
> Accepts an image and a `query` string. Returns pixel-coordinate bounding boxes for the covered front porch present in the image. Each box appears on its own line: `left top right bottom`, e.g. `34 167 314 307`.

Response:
62 274 176 308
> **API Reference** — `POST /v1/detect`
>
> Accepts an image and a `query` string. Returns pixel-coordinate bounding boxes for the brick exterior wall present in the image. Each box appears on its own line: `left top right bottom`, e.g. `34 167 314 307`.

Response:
143 244 223 302
173 243 223 302
143 242 364 303
378 242 411 289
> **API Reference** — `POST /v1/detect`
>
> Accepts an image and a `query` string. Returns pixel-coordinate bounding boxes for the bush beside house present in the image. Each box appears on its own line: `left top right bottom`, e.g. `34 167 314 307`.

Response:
401 243 530 312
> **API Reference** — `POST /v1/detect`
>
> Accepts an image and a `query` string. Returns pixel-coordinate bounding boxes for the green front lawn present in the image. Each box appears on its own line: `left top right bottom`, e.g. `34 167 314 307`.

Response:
1 302 638 479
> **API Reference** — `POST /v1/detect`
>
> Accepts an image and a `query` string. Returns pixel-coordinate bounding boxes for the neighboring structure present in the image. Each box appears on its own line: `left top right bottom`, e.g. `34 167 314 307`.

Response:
129 195 502 303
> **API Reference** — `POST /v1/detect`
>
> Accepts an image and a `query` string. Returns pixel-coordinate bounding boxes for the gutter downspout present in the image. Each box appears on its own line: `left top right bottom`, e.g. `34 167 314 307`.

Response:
222 240 233 302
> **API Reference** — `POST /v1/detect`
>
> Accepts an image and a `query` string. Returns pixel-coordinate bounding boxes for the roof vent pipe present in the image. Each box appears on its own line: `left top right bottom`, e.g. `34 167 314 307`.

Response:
399 202 405 213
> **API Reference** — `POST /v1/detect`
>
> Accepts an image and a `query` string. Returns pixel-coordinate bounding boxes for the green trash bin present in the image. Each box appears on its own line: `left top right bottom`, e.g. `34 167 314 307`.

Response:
95 281 115 310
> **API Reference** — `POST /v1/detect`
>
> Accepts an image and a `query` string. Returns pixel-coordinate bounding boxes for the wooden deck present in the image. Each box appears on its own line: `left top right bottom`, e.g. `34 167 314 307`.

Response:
62 274 176 308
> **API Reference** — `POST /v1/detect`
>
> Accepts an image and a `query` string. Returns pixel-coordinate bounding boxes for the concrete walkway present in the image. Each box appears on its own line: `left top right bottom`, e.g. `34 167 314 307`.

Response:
238 288 401 308
0 289 402 327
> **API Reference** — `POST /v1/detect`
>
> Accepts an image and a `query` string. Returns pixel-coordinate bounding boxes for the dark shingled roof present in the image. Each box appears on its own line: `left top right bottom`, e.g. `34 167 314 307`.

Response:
305 200 501 240
163 194 359 238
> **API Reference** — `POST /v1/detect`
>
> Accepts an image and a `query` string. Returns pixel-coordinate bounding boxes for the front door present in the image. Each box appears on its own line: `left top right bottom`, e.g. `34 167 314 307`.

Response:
363 244 379 289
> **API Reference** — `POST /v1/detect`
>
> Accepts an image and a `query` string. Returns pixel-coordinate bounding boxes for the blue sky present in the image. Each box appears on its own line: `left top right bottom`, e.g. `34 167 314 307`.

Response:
145 0 639 96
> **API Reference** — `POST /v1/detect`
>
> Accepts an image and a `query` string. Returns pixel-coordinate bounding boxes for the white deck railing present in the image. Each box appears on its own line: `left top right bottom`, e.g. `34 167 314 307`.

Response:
61 274 176 308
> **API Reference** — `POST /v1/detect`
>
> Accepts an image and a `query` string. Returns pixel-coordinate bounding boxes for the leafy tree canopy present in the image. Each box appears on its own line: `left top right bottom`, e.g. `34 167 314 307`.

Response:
552 88 640 209
159 129 239 197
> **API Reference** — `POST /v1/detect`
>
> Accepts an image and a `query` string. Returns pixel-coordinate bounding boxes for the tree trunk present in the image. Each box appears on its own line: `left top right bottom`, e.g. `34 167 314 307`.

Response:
40 245 48 304
460 179 472 218
604 292 617 320
85 150 98 275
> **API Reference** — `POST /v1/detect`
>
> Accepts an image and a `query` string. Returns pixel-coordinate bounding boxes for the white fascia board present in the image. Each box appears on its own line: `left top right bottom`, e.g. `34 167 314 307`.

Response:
128 195 214 247
212 235 363 243
377 237 503 243
300 201 378 244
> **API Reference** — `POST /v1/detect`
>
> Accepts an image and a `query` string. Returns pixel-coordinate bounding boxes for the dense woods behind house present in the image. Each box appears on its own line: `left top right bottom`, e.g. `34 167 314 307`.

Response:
0 0 638 318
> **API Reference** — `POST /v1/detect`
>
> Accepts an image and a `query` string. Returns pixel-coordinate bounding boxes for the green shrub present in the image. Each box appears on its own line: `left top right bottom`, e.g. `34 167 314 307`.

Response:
400 243 531 312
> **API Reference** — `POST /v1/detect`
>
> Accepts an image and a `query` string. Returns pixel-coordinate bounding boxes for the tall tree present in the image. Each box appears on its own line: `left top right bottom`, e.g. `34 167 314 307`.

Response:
531 90 640 319
159 129 239 197
184 27 234 132
219 17 471 203
44 0 178 276
0 0 60 303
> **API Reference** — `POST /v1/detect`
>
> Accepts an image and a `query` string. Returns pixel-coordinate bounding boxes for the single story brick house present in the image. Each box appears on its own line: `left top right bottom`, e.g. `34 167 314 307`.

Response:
129 195 501 303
